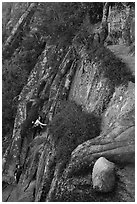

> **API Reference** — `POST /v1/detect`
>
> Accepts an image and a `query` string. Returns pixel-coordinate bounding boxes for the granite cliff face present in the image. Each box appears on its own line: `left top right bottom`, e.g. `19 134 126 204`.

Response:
2 30 135 201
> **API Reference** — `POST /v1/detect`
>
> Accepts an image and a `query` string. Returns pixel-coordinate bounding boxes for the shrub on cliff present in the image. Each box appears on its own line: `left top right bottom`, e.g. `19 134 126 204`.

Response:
2 59 28 150
49 101 101 162
88 46 134 86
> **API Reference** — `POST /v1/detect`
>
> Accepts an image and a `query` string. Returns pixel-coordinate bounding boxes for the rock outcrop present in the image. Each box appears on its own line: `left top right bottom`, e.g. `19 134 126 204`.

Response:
92 157 115 192
2 28 135 202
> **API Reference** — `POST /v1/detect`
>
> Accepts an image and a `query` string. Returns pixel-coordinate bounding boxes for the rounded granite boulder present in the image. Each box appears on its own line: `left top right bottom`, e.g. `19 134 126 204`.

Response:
92 157 115 193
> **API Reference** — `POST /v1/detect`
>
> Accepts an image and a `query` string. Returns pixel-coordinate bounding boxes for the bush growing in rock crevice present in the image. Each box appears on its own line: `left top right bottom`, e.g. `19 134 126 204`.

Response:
88 46 135 86
49 100 101 162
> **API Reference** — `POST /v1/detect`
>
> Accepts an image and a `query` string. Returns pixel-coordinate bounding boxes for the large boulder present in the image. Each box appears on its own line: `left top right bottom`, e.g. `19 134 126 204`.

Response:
92 157 115 192
62 80 134 201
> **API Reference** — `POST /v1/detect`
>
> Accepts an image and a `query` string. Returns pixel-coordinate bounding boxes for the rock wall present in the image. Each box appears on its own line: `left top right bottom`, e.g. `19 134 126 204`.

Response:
2 31 135 202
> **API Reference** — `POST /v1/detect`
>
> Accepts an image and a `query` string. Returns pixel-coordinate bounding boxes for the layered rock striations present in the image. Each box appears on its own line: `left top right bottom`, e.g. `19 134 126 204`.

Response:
2 30 135 202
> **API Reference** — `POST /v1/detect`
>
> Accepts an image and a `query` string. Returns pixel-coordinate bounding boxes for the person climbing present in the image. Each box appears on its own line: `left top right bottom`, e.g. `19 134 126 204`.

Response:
31 116 48 136
32 116 47 129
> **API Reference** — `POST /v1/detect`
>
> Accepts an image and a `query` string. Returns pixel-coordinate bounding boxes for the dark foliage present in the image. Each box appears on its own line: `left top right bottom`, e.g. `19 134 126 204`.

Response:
34 2 104 45
88 46 134 86
2 58 28 151
49 101 101 162
85 2 103 24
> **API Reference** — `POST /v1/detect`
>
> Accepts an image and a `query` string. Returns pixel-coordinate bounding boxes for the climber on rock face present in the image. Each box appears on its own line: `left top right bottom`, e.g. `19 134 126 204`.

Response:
31 116 47 137
32 116 47 129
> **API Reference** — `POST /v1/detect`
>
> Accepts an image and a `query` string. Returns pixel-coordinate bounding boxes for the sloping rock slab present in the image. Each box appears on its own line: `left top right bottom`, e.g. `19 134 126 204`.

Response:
59 81 135 201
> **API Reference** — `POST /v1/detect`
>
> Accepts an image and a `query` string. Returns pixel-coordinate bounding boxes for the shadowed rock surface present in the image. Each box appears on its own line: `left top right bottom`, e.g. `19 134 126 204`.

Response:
3 11 135 201
108 45 135 76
